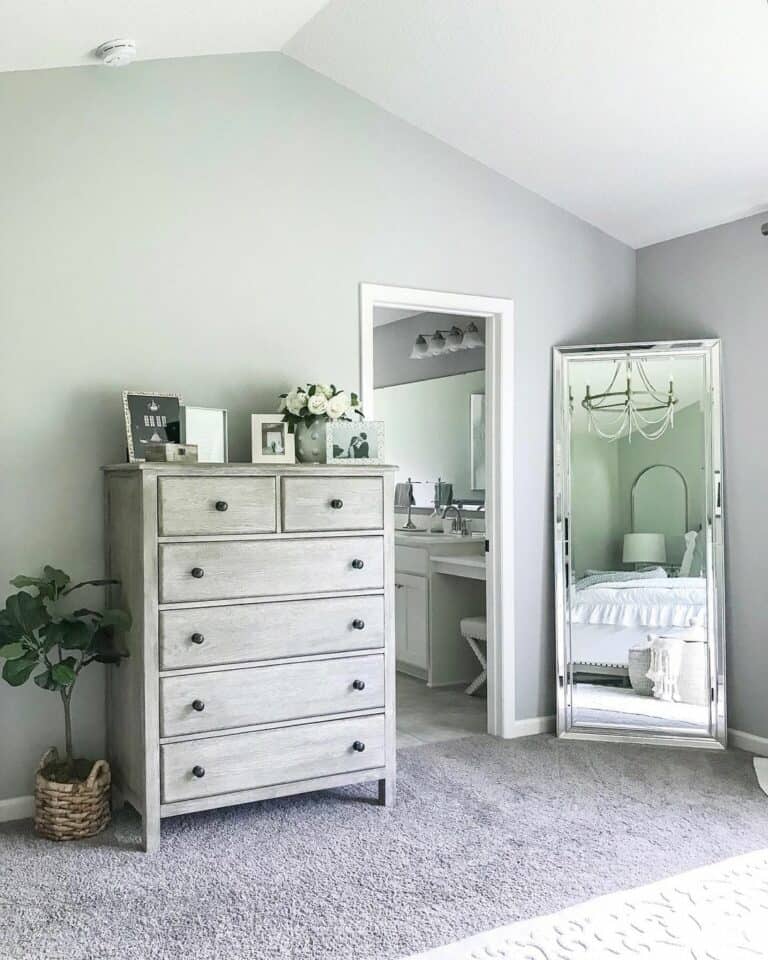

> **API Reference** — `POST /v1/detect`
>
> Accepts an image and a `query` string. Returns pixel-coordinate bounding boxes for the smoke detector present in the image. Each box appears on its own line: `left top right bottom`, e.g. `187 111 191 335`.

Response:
95 39 137 67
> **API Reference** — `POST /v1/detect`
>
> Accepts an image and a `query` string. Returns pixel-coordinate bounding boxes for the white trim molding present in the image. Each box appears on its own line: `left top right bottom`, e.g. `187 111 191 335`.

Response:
359 282 515 738
0 794 34 823
506 715 556 738
729 728 768 757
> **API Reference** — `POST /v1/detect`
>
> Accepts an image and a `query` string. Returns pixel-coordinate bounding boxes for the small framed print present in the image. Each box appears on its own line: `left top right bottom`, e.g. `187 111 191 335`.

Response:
326 420 384 465
122 391 182 463
183 406 228 463
251 415 295 464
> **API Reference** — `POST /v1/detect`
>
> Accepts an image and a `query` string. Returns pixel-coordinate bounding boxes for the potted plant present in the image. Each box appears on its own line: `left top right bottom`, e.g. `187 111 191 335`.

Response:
279 383 363 463
0 565 131 841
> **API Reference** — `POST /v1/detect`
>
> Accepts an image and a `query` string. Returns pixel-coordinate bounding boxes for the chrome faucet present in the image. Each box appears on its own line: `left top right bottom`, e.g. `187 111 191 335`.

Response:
442 501 470 536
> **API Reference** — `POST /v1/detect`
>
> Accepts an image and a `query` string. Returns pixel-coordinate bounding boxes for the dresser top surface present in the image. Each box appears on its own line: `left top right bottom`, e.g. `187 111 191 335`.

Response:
103 462 398 475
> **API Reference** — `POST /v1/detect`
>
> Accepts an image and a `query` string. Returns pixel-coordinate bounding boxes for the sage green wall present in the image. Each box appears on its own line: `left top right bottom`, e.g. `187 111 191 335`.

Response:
0 52 635 801
374 370 485 504
570 432 622 576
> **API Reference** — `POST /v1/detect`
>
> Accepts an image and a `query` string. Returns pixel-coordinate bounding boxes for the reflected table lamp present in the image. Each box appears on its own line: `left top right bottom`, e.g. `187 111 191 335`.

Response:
623 533 666 570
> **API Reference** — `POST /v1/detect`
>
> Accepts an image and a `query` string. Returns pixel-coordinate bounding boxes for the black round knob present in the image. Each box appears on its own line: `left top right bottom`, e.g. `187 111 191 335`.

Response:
352 619 365 630
352 741 366 753
330 498 344 509
352 679 366 691
351 559 364 570
192 699 205 712
192 765 205 778
190 632 205 645
191 567 205 579
215 501 229 512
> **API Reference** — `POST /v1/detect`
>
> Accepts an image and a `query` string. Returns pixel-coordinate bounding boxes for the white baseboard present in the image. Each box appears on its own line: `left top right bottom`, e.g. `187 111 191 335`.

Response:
729 728 768 756
0 794 33 823
504 715 556 738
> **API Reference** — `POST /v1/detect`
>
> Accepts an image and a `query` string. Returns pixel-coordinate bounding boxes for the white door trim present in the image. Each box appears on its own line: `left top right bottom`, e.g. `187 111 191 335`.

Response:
359 282 515 737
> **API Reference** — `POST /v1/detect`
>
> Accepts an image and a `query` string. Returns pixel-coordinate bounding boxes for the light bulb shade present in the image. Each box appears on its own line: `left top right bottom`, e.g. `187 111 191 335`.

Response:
462 321 484 349
445 326 464 351
623 533 666 564
428 332 446 356
410 335 429 359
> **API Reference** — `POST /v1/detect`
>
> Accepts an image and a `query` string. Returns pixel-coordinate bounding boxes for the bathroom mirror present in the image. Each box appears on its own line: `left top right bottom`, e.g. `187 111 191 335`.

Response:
553 340 726 748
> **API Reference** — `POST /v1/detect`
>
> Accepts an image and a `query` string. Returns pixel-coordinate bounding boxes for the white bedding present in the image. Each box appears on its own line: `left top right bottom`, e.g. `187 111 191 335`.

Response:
571 576 706 628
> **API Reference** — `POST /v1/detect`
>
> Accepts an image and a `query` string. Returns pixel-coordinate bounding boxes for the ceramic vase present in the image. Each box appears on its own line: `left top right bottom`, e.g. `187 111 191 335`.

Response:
294 420 327 463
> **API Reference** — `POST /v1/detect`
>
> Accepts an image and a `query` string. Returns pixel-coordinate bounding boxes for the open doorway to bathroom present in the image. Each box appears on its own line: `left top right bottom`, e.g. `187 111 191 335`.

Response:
359 284 515 745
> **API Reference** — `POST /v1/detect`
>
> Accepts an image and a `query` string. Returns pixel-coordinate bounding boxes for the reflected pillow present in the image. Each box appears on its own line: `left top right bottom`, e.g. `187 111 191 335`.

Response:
679 530 705 577
577 567 667 591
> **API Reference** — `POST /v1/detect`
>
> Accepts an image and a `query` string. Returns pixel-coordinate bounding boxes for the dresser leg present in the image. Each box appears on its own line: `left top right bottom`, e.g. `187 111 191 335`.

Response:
378 776 396 807
111 784 125 812
142 811 161 853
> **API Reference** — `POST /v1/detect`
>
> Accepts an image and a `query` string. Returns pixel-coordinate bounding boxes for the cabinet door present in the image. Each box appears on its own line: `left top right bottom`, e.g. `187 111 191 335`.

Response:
395 573 428 671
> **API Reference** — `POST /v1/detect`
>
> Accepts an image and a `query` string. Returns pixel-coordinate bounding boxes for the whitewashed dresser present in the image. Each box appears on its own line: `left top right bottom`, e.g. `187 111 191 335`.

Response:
103 463 396 851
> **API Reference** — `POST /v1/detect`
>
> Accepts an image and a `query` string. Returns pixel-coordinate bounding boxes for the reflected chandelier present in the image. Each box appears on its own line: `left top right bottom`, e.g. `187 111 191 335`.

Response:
581 358 677 441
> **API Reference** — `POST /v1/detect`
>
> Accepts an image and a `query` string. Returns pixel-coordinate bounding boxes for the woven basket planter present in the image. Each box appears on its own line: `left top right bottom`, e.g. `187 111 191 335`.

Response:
34 748 111 841
628 647 654 697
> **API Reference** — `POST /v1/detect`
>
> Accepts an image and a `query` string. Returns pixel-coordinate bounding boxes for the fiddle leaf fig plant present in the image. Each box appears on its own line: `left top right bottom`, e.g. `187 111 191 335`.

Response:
0 566 131 781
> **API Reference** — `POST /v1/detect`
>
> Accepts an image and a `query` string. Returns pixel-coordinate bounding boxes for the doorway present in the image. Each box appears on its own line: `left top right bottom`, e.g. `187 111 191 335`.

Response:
359 283 515 741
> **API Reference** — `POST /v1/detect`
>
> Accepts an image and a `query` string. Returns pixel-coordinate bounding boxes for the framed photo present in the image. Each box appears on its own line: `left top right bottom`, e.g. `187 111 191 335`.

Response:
251 415 295 464
182 406 228 463
326 420 384 465
122 391 182 463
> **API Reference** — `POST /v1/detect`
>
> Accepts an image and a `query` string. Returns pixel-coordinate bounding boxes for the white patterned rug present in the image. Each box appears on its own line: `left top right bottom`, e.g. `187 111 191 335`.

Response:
403 849 768 959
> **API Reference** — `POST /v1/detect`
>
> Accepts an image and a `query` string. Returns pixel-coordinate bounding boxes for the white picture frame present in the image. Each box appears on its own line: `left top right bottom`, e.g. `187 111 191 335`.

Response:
182 406 228 463
326 420 384 465
250 415 295 464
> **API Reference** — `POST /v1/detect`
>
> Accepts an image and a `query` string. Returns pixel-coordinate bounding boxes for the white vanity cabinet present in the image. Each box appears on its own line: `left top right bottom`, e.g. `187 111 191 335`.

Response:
394 531 485 685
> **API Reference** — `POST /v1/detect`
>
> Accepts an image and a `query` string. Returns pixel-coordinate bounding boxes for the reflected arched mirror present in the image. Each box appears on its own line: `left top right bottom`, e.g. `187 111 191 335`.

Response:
632 465 689 567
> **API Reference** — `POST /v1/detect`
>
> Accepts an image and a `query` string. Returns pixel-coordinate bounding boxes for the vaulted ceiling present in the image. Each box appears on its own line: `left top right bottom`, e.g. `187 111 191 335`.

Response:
2 0 766 248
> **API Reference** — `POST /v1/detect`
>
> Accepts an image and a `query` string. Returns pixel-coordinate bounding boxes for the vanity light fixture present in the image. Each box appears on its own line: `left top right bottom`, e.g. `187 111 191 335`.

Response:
582 357 677 441
409 321 484 359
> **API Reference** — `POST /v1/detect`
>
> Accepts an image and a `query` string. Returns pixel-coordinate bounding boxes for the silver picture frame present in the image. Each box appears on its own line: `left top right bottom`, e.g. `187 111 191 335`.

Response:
326 420 384 465
122 390 183 463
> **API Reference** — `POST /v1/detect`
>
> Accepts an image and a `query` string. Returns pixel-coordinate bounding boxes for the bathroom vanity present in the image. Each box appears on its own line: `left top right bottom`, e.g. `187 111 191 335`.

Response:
394 530 485 685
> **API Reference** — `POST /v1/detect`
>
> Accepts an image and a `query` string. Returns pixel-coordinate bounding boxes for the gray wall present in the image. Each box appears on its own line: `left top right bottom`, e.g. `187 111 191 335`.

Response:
0 52 635 800
373 312 485 388
637 212 768 738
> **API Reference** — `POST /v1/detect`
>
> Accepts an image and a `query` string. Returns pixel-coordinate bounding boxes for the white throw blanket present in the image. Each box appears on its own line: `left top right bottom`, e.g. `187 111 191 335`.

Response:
403 849 768 960
646 634 685 701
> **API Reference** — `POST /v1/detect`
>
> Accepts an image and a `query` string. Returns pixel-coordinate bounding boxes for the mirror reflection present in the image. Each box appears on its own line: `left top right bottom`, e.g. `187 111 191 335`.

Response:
567 353 710 733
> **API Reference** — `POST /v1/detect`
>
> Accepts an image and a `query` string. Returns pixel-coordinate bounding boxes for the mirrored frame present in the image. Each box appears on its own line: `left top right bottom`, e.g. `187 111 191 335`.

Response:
553 339 726 749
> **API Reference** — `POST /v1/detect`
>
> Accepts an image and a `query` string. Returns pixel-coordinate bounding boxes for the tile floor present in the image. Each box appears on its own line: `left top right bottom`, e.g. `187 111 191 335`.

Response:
396 672 487 747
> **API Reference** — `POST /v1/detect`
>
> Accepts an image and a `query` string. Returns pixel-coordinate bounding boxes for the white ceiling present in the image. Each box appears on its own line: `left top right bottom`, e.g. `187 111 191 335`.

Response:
0 0 329 72
287 0 768 248
2 1 766 248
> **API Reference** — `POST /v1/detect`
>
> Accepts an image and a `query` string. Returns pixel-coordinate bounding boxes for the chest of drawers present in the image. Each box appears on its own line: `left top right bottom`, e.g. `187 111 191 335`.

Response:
103 463 396 852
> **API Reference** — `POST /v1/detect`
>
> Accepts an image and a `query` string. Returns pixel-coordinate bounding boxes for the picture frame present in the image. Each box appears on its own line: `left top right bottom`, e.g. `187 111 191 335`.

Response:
182 406 228 463
326 420 384 465
251 415 295 464
122 391 182 463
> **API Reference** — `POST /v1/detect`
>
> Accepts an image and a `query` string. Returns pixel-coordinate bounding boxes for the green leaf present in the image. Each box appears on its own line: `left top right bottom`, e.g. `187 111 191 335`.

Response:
58 619 93 651
92 625 129 665
51 661 76 686
5 592 49 635
63 578 117 595
33 668 59 691
0 642 26 660
10 575 44 589
2 657 37 686
42 566 70 591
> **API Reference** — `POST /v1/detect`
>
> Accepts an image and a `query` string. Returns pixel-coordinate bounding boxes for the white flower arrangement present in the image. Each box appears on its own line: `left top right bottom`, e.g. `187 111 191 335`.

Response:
279 383 363 432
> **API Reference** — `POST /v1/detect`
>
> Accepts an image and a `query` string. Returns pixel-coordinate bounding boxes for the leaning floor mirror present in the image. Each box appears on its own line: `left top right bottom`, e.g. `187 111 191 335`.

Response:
553 340 726 748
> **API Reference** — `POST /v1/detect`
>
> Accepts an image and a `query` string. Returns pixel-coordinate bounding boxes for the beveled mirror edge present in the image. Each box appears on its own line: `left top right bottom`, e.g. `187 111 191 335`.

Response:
552 339 727 750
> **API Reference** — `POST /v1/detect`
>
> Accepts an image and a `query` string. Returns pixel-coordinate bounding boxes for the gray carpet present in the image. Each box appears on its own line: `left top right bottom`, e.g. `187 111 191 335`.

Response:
2 734 768 960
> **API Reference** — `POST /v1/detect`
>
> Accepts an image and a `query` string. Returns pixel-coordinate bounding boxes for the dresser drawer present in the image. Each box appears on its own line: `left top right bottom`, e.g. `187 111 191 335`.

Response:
159 595 384 670
160 653 384 737
159 536 384 603
161 714 385 803
158 477 277 536
282 476 383 532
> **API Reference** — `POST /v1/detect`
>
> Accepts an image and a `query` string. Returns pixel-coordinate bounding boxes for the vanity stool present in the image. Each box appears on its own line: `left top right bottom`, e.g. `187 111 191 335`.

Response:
459 616 487 695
